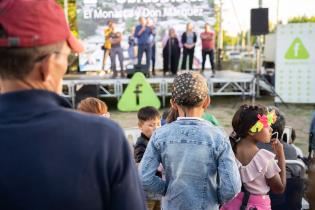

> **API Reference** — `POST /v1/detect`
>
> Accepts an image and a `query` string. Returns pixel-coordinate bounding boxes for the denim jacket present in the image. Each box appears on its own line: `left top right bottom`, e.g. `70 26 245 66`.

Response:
139 117 241 210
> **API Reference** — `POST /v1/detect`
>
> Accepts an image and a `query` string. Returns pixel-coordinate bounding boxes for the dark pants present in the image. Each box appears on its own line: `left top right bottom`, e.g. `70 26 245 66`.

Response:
137 44 151 71
151 44 156 73
110 47 124 73
163 53 179 75
181 47 194 70
202 49 215 74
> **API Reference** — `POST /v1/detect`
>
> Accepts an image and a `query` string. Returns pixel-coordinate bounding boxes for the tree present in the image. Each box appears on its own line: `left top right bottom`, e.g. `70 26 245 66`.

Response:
56 0 78 36
288 16 315 23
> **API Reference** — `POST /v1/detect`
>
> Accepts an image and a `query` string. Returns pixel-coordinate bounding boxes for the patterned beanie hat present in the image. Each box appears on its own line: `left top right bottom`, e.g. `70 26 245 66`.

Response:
172 71 209 107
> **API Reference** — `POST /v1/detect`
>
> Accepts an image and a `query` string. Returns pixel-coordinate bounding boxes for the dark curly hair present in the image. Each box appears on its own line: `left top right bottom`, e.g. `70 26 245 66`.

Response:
230 104 268 152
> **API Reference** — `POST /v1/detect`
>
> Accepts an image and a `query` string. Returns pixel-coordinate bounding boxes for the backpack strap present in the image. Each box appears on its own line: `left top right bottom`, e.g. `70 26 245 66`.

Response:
240 186 250 210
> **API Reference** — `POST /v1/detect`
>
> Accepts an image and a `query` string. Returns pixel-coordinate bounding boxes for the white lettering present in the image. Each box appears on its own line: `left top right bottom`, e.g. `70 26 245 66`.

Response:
83 10 92 19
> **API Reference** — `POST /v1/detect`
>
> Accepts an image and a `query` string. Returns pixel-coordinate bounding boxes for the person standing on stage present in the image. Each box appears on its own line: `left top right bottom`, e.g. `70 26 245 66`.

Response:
162 28 181 76
146 18 156 76
200 23 215 77
181 23 197 71
134 17 152 76
109 23 125 78
102 20 113 71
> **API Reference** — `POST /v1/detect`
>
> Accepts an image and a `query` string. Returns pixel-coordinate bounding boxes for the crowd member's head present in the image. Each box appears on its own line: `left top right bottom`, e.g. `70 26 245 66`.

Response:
204 23 211 32
77 97 110 118
170 71 210 118
186 23 193 32
137 106 161 139
230 105 276 152
146 18 153 26
268 107 286 141
107 20 113 28
0 0 83 94
139 17 146 26
169 28 176 38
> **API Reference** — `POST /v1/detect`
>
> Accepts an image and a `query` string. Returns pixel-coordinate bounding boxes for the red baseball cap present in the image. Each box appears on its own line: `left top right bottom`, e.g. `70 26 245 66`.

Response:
0 0 84 53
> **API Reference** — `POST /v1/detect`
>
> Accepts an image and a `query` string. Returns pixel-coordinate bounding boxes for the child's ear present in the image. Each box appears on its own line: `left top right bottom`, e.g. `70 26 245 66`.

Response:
170 99 178 110
138 121 143 129
202 96 210 109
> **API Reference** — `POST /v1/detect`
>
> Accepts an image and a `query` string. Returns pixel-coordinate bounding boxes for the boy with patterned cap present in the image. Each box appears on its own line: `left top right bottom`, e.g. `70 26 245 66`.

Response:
139 71 241 210
0 0 145 210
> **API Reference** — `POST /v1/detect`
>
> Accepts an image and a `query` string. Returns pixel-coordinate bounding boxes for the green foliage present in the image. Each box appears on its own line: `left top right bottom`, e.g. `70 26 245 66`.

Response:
222 31 238 47
56 0 78 37
288 16 315 23
213 4 220 48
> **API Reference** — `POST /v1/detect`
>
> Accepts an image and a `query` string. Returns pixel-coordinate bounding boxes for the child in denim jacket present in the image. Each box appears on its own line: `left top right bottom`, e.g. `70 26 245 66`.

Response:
139 72 241 210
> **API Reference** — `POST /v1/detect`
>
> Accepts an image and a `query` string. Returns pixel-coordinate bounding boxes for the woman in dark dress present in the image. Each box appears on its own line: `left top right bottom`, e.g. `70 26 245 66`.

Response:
163 28 181 76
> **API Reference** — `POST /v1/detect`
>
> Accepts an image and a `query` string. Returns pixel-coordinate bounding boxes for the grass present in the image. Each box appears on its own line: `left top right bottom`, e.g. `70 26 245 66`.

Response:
109 95 314 155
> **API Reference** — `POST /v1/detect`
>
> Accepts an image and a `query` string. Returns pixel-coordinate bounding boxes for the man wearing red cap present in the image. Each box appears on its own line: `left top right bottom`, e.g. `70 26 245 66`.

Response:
0 1 146 210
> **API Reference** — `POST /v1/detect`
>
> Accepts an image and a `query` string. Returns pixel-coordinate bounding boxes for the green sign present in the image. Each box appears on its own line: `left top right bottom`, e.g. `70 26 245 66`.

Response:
285 38 309 59
117 72 161 111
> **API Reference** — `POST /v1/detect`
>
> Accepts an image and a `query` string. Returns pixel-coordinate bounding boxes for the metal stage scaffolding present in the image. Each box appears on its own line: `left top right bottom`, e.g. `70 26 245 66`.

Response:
62 70 256 107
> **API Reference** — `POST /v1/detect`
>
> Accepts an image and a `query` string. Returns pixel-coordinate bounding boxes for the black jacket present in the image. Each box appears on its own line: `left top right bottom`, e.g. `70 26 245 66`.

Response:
134 133 150 163
181 31 197 48
0 90 146 210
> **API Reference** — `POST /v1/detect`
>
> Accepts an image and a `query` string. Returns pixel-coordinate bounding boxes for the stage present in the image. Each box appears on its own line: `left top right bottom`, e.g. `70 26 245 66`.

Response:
62 70 256 107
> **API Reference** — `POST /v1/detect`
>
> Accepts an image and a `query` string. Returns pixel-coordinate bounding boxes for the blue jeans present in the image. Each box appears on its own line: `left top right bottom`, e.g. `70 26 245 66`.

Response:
137 44 151 70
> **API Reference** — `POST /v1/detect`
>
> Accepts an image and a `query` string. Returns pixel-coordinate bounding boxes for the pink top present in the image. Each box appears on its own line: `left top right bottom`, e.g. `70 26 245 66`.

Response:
200 31 215 49
236 149 281 195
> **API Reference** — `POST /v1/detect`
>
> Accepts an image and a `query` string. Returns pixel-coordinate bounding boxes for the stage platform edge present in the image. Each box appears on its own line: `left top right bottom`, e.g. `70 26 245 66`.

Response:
62 70 256 107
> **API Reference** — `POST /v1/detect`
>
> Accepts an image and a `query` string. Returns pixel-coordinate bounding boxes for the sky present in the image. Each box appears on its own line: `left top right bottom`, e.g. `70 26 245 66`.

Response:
218 0 315 36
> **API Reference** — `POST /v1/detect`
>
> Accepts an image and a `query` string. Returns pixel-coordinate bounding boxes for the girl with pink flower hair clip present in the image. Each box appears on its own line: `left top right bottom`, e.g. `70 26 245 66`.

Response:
221 105 285 210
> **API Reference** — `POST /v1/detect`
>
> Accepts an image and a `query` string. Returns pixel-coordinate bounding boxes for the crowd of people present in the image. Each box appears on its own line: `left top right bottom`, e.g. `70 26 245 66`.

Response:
102 17 216 78
1 0 315 210
75 73 311 210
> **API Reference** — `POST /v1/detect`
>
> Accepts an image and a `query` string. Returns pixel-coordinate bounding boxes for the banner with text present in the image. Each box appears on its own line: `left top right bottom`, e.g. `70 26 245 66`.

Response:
76 0 215 71
275 23 315 103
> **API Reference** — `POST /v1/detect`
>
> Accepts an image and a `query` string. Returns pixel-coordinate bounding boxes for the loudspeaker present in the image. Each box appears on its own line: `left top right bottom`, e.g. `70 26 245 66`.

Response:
127 64 149 78
75 85 99 107
250 8 269 35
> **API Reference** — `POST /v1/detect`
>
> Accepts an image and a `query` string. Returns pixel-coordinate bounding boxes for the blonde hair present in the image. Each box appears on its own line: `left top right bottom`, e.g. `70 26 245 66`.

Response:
77 97 108 115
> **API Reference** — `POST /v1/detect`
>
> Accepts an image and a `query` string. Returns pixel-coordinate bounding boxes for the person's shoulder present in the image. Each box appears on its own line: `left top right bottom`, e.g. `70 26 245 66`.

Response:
135 135 147 146
59 108 122 134
200 121 226 136
258 149 276 159
283 142 298 158
150 123 175 139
